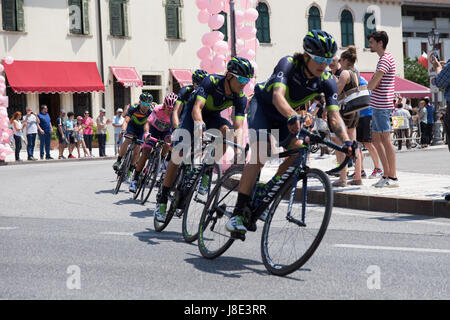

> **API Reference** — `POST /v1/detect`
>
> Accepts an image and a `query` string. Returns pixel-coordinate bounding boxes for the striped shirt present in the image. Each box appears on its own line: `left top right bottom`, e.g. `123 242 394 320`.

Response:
370 52 396 109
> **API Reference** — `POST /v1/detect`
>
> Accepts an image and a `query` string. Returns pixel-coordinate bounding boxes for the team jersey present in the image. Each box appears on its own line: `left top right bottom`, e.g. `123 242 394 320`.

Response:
125 104 153 127
255 55 339 119
148 104 172 132
193 74 248 119
177 85 195 105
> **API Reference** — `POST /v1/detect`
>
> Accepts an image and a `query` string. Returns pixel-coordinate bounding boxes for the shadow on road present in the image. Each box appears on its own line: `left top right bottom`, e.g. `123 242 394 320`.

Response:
130 208 153 219
134 228 186 245
95 189 115 195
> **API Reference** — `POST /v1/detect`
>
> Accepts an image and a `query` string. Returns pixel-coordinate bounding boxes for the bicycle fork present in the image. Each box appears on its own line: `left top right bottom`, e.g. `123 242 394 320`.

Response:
285 170 307 227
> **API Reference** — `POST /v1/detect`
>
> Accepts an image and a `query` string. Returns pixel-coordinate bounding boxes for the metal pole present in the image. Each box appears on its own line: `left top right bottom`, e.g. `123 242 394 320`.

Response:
230 0 237 57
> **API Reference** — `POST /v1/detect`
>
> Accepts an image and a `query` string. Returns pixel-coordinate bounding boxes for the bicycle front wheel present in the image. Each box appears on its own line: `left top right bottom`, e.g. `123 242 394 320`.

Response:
261 168 332 276
114 151 131 195
140 152 160 204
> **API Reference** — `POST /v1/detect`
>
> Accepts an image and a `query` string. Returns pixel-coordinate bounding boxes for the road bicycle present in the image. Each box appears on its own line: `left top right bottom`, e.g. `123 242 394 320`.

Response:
197 128 353 276
113 133 143 195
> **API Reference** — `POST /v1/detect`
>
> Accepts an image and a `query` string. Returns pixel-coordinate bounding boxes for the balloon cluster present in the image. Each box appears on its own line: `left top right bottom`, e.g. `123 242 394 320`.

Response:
0 56 15 161
196 0 259 95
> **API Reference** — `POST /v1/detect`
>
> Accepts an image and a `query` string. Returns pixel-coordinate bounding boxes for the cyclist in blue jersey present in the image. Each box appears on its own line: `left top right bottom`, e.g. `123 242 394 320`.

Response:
112 92 154 172
172 69 209 129
225 30 355 234
154 57 254 223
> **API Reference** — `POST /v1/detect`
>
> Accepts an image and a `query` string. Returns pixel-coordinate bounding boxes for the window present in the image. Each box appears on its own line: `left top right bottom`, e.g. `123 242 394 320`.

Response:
256 2 270 43
402 32 413 38
421 42 428 54
165 0 182 39
5 78 26 118
69 0 90 35
113 76 130 110
73 93 91 117
109 0 128 37
340 9 354 47
364 13 376 48
1 0 24 31
308 6 321 32
416 32 429 38
142 74 162 105
216 11 228 41
142 75 162 86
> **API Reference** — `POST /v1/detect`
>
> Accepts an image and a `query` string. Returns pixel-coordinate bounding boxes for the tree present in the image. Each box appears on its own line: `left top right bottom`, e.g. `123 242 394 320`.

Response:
404 56 429 88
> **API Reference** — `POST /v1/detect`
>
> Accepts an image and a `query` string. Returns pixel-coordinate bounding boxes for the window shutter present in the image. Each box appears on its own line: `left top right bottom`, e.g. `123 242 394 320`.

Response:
166 4 179 39
110 0 123 36
364 13 376 48
2 0 17 31
122 2 128 36
82 0 90 35
15 0 24 31
69 0 82 34
177 6 183 39
217 12 227 41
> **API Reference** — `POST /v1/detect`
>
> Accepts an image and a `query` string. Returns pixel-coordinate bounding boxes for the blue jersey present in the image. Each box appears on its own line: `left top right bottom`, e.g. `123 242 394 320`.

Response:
358 75 372 117
255 56 339 120
125 104 152 128
193 74 247 120
177 85 195 105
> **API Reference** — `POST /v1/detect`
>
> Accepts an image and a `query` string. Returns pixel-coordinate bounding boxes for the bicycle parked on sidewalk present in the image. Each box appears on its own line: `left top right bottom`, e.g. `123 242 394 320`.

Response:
197 128 354 276
113 133 143 195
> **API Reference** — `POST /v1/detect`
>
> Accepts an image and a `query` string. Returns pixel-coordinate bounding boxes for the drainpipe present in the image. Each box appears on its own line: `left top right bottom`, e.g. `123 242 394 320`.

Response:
97 0 105 108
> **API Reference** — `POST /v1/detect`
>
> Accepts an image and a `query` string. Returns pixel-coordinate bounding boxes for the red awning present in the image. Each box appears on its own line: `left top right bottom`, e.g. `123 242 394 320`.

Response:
110 66 143 87
360 72 430 99
2 60 105 93
170 69 192 87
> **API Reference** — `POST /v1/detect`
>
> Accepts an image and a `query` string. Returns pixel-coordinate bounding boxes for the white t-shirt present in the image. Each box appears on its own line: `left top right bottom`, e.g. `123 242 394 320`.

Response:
23 114 38 134
113 115 124 134
13 120 23 137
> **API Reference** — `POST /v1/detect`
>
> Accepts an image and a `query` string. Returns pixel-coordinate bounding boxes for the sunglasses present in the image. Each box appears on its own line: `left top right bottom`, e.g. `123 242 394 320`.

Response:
306 52 334 65
230 73 250 85
141 102 152 107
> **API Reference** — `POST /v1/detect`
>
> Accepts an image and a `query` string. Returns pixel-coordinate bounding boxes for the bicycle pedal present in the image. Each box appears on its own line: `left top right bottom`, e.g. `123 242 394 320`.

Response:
230 232 246 241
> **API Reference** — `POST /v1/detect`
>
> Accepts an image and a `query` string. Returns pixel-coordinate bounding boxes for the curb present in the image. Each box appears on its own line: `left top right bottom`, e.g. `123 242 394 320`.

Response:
0 156 116 166
227 177 450 219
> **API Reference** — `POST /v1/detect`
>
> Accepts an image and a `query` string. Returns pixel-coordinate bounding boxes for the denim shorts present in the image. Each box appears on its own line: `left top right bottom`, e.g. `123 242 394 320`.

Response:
371 108 392 133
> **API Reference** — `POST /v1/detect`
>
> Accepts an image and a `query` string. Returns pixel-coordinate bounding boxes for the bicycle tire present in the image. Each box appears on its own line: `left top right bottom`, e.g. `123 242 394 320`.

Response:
182 163 221 243
140 151 159 204
197 165 243 259
261 168 332 276
153 165 184 232
113 149 132 195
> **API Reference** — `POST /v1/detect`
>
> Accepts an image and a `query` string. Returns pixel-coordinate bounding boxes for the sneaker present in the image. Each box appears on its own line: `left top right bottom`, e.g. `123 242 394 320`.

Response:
385 178 399 188
68 154 76 159
225 216 247 234
348 170 367 179
369 168 383 179
112 161 121 171
58 156 66 159
46 156 54 160
373 176 388 188
154 202 167 222
129 180 138 193
198 173 210 195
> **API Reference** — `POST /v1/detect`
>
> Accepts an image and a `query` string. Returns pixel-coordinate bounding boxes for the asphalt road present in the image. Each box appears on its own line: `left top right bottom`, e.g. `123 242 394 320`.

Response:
0 159 449 300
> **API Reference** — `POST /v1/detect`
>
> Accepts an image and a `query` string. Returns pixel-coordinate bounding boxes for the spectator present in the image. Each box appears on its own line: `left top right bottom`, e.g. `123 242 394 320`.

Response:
74 116 89 158
404 98 412 112
112 108 125 156
96 108 110 157
424 97 434 145
65 112 76 159
328 56 342 78
23 107 42 160
392 103 411 150
56 109 67 159
37 105 53 160
431 55 449 153
418 100 428 148
82 110 94 157
10 111 27 162
367 31 398 188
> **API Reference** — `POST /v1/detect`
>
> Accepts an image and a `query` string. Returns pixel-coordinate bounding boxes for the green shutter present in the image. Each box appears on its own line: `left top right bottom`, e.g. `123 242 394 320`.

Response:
364 13 376 48
256 3 270 43
15 0 23 31
2 0 16 31
341 10 354 47
69 0 82 34
122 2 128 36
110 0 123 36
217 12 227 41
82 0 89 35
166 4 179 39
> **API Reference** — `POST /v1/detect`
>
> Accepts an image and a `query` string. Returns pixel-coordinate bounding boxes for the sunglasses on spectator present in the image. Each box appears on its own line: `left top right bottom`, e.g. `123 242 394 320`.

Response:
229 72 250 85
306 52 334 65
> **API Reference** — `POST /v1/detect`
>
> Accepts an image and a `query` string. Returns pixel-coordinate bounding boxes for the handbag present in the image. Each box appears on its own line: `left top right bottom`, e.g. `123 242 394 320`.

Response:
338 71 371 115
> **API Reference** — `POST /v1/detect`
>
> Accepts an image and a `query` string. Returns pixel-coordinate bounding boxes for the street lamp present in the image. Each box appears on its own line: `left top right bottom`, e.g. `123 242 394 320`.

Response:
427 28 443 145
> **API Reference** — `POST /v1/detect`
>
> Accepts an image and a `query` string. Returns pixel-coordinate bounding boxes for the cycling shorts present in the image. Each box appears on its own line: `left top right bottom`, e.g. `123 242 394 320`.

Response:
143 126 172 148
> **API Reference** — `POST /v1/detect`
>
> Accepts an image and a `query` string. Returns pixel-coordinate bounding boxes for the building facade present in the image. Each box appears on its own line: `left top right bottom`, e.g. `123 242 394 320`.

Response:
0 0 405 143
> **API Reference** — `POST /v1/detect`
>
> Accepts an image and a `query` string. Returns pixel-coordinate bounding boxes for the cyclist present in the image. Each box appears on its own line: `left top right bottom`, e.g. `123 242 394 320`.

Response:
225 30 355 234
112 92 154 173
153 57 254 222
172 69 208 129
129 93 177 193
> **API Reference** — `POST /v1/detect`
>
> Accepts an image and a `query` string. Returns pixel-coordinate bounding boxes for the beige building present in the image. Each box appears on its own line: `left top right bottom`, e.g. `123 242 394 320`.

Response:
0 0 405 143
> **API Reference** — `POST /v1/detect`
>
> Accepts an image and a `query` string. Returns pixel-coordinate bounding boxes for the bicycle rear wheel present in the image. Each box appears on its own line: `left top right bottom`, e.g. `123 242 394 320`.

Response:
261 168 332 276
140 151 160 204
114 150 131 195
182 163 221 243
197 166 242 259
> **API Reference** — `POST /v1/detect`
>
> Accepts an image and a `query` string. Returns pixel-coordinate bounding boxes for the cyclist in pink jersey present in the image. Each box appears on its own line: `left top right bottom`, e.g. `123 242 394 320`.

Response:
129 93 177 193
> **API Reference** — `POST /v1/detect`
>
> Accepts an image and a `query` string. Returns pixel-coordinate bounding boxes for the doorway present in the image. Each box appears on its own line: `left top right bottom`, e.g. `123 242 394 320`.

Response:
39 93 61 125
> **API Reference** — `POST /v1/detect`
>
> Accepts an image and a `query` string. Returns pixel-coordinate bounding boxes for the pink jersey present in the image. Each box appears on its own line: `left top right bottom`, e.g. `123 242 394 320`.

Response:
147 104 172 132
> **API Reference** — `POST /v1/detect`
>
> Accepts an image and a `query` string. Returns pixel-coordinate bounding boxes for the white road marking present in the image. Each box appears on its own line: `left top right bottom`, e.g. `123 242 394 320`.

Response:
334 244 450 254
334 211 450 227
0 227 18 230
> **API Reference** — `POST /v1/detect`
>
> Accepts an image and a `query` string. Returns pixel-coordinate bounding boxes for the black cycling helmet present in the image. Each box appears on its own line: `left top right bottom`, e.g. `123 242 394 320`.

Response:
303 30 338 58
192 69 208 85
227 57 254 79
139 92 153 104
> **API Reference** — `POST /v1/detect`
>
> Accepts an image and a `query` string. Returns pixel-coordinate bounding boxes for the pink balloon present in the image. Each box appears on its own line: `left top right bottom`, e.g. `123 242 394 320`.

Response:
239 48 256 61
238 26 257 40
235 10 244 24
201 33 213 47
0 96 8 106
1 132 9 141
245 38 259 51
223 1 230 13
0 108 7 118
195 0 209 10
198 9 210 24
200 58 213 73
244 8 259 22
4 56 14 65
0 76 5 84
0 153 6 160
213 40 229 56
208 0 223 15
197 46 212 60
240 0 254 9
0 64 4 73
3 144 13 155
250 60 258 74
7 128 13 135
208 14 225 30
212 56 226 74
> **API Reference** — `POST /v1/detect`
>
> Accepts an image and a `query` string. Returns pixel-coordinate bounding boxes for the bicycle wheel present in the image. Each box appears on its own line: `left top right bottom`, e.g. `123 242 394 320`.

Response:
410 131 418 149
197 165 243 259
182 163 221 243
140 151 160 204
134 156 153 200
261 168 332 276
153 165 185 232
113 150 131 194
